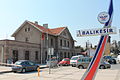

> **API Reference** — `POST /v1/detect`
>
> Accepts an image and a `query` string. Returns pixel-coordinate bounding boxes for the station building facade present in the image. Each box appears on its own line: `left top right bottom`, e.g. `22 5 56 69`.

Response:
0 20 75 63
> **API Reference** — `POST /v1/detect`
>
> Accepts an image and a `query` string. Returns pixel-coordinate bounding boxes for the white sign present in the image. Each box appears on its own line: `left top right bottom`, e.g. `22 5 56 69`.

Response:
48 48 54 55
98 12 110 24
77 27 117 37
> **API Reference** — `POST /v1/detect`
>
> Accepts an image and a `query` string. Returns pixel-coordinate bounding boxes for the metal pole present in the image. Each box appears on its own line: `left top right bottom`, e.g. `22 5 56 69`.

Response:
49 50 51 74
47 32 51 74
87 40 90 57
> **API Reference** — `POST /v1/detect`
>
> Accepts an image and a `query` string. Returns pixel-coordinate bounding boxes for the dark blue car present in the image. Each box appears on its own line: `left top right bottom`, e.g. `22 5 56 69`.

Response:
12 60 39 73
103 56 116 64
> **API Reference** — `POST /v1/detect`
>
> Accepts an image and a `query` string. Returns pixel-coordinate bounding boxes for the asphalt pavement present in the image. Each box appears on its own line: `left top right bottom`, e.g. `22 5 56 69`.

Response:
0 64 120 80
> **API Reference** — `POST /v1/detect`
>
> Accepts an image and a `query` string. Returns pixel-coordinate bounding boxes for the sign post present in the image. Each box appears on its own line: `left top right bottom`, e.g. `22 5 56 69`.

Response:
80 0 114 80
48 48 54 74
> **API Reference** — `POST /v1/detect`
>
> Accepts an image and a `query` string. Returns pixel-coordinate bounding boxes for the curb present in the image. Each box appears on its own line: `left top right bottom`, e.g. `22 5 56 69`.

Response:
0 71 12 74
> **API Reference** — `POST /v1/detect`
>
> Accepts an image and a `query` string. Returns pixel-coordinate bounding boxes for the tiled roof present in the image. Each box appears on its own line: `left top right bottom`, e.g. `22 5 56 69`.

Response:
49 27 66 35
28 21 66 35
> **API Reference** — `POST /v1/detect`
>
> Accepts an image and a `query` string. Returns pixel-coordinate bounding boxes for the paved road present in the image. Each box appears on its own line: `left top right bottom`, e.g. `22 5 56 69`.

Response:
111 64 120 69
0 65 120 80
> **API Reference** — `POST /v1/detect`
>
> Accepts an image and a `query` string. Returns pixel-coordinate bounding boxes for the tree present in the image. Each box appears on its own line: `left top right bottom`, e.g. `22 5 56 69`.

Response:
111 40 120 55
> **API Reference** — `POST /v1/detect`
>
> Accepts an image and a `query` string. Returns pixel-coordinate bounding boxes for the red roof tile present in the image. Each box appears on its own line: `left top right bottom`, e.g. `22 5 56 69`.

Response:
50 27 65 35
28 21 66 35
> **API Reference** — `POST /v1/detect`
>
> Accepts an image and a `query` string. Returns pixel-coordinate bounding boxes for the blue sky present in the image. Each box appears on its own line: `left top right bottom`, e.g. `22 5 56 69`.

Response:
0 0 120 47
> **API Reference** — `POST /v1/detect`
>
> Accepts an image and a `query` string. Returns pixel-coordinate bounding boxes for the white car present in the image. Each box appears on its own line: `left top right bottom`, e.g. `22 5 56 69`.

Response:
117 55 120 63
70 55 84 67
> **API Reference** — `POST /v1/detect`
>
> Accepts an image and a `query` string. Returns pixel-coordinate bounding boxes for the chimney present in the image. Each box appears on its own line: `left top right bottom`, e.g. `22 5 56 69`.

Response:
35 21 38 25
43 24 48 28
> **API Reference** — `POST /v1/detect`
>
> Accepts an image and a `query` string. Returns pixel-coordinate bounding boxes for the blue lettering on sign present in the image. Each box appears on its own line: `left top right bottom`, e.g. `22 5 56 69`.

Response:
100 29 102 33
77 28 115 37
96 30 99 34
82 31 85 35
109 29 113 32
86 31 89 35
90 31 93 34
107 28 109 33
103 29 106 33
93 31 96 34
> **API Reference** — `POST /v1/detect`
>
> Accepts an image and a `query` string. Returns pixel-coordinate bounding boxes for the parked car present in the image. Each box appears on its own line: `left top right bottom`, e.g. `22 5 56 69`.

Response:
70 55 84 67
76 57 92 65
76 57 92 69
103 56 116 64
117 55 120 63
58 58 70 66
46 57 58 68
76 59 111 69
12 60 39 73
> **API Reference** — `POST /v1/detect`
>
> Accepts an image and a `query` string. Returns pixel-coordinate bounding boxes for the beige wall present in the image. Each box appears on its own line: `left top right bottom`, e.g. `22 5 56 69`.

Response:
15 24 41 44
0 40 41 63
0 22 75 63
58 28 74 50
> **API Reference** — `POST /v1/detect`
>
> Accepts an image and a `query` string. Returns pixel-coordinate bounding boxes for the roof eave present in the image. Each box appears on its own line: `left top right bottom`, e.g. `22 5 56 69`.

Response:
11 20 28 37
57 27 66 35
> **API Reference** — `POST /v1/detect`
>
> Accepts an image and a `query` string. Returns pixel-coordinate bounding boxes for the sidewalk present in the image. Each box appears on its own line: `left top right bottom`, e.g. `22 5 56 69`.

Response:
0 66 120 80
38 67 120 80
0 66 12 74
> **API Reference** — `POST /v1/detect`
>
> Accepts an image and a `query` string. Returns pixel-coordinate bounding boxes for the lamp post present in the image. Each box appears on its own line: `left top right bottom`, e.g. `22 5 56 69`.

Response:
87 40 91 57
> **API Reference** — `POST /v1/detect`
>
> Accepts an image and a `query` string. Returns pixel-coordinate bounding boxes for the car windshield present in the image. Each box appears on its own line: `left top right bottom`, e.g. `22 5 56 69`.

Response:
71 57 79 60
15 61 22 65
104 56 112 59
101 61 109 64
62 59 69 61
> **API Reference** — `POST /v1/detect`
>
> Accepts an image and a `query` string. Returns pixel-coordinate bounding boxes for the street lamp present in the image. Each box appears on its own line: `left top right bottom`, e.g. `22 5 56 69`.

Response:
87 40 91 57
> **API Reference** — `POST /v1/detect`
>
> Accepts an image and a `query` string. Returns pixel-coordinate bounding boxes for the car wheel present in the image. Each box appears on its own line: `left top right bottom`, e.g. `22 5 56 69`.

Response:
113 60 116 64
72 65 74 67
99 65 105 69
13 71 17 73
21 68 26 73
78 65 84 69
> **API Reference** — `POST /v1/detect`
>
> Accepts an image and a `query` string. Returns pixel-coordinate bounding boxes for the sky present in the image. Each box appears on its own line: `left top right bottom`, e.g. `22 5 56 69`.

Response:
0 0 120 47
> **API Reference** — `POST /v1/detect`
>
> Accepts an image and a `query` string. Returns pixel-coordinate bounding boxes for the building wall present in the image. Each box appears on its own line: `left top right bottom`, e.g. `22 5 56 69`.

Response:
15 24 41 44
0 40 40 63
56 28 75 60
0 22 75 63
39 28 75 61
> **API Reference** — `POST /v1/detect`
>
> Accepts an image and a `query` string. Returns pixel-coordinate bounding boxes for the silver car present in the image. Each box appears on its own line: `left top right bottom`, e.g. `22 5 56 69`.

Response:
76 58 111 69
12 60 39 73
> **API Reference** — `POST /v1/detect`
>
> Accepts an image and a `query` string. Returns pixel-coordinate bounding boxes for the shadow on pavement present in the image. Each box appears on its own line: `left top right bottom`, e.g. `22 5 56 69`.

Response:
0 71 12 74
15 70 43 74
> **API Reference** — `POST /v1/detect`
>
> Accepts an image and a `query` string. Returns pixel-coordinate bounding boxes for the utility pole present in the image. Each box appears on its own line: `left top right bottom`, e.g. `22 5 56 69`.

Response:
86 40 90 57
